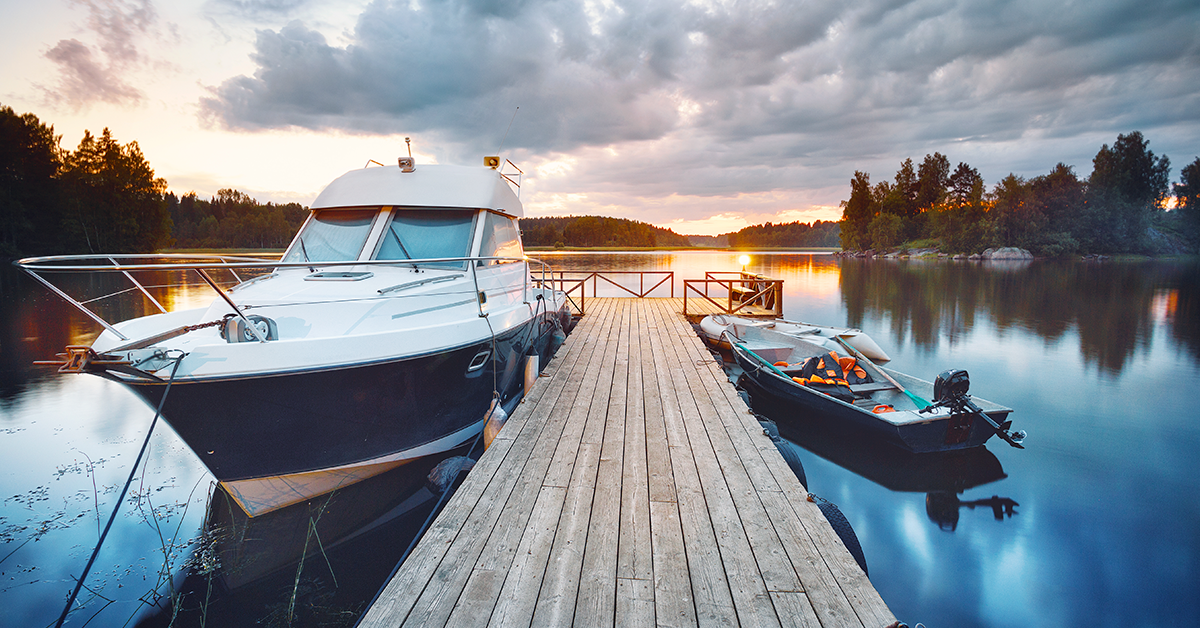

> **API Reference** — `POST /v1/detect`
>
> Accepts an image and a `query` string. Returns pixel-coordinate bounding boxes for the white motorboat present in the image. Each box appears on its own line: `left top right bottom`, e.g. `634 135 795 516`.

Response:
18 156 571 516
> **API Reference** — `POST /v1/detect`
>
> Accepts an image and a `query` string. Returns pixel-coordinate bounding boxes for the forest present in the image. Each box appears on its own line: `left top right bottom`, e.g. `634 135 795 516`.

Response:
168 189 307 250
11 105 1192 259
0 106 171 257
519 215 692 248
838 132 1200 256
521 216 839 248
0 105 308 257
725 220 840 248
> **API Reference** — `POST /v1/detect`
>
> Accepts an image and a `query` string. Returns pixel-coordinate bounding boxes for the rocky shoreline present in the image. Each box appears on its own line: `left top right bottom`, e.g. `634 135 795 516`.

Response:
834 246 1039 260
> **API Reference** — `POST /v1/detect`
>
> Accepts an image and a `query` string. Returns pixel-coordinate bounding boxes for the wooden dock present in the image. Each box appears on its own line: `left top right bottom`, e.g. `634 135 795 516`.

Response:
359 298 895 627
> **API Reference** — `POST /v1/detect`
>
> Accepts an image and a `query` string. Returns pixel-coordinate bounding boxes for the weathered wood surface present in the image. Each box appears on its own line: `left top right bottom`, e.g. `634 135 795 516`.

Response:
359 298 895 628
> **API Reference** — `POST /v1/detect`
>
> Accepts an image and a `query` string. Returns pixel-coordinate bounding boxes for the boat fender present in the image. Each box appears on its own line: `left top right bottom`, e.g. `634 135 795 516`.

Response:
427 456 475 494
523 354 539 398
756 418 807 489
483 400 509 450
808 493 868 576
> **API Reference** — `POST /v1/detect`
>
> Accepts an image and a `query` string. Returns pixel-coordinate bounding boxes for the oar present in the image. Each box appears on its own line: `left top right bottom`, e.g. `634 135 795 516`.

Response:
723 331 790 378
833 336 931 409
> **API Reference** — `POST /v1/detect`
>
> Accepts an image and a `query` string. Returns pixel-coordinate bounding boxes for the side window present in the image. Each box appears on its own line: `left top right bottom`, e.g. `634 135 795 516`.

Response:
478 212 523 266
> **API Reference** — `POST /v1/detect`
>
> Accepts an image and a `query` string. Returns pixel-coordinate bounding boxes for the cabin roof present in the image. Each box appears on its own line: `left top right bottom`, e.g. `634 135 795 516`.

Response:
311 164 523 217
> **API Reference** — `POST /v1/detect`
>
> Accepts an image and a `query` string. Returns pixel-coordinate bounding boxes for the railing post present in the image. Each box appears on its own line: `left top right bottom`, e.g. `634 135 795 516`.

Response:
110 257 167 314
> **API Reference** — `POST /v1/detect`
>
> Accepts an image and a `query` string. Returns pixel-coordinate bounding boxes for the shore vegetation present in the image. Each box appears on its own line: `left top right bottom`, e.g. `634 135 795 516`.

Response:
838 132 1199 257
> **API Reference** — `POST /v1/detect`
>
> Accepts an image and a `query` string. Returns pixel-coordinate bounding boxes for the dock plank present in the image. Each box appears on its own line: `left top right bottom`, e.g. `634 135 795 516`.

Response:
360 298 895 628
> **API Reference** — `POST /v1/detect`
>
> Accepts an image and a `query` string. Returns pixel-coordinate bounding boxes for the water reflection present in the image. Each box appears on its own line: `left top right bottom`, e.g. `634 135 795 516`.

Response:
836 258 1200 374
925 492 1019 532
137 457 453 627
5 253 1199 628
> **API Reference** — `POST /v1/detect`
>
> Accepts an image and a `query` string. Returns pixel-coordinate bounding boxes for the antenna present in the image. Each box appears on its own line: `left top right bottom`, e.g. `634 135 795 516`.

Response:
405 137 412 157
496 107 519 156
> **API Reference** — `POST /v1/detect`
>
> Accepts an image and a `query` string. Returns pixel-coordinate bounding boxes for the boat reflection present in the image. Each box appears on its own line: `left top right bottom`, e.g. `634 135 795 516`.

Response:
137 450 466 627
925 492 1019 531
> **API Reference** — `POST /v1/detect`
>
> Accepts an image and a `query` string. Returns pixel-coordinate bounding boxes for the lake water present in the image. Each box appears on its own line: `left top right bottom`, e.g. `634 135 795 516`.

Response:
2 253 1198 627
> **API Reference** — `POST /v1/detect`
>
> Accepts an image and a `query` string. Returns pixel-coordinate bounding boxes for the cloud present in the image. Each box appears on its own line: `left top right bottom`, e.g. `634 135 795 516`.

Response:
210 0 314 17
199 0 1200 224
44 38 144 106
42 0 162 108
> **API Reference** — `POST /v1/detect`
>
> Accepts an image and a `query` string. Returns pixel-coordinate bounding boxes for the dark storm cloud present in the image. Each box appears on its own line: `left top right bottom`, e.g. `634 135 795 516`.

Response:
201 0 1200 201
43 0 161 107
202 0 701 151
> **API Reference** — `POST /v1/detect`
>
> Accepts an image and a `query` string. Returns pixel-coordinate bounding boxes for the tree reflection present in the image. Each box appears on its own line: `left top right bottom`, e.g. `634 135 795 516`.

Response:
837 259 1200 374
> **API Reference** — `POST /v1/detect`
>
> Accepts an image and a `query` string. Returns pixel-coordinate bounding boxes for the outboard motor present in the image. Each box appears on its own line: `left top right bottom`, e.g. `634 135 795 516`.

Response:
934 369 970 404
927 368 1027 449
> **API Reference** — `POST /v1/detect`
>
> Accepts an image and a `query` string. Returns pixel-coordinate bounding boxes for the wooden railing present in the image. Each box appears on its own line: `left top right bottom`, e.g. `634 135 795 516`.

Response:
533 270 674 315
682 271 783 317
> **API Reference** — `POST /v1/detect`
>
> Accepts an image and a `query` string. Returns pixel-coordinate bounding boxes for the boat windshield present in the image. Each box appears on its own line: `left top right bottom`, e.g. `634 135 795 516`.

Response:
375 209 476 269
283 209 377 263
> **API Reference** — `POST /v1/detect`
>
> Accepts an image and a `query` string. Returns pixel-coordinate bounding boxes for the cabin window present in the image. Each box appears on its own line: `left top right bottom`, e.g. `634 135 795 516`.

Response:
283 209 377 263
376 209 476 269
478 212 523 265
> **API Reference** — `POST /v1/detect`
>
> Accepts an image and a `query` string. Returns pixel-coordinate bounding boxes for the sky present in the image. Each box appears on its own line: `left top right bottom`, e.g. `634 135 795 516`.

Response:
2 0 1198 236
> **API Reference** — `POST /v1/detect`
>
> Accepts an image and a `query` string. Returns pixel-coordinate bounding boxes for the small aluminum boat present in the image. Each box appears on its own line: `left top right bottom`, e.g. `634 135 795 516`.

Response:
727 323 1024 453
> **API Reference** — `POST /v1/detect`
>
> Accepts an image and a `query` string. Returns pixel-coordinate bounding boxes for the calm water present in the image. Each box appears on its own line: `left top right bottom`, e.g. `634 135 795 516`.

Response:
2 253 1198 627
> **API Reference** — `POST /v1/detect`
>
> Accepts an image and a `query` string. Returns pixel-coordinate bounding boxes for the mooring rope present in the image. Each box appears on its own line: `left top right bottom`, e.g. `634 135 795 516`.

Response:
54 352 186 628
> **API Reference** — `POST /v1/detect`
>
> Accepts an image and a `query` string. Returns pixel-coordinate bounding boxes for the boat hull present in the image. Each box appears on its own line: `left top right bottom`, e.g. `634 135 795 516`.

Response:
116 307 567 514
733 350 1008 453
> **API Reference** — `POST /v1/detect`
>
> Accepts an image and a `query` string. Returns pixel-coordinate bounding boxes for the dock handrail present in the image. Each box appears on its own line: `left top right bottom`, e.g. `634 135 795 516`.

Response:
683 272 783 317
531 270 674 315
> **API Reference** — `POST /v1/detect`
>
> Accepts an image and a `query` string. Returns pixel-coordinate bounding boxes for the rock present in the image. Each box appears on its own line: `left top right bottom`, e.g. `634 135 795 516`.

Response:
968 253 982 260
988 247 1033 260
953 254 966 260
981 248 995 259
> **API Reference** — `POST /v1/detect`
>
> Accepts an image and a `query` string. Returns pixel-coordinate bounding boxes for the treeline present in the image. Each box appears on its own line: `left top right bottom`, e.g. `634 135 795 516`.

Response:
169 189 306 249
521 216 692 248
726 220 840 248
0 105 172 257
839 131 1200 255
0 104 310 257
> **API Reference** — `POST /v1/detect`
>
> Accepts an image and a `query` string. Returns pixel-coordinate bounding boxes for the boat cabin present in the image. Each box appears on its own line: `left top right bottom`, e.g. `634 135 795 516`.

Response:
279 163 525 269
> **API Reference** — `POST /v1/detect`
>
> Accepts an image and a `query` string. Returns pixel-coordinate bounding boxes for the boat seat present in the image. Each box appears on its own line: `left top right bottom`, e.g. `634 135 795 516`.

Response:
849 381 897 394
739 343 795 365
